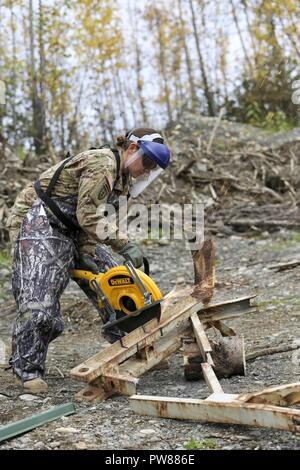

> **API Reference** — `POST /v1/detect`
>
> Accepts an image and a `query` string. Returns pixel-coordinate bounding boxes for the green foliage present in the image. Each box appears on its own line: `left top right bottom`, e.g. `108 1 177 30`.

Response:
183 438 219 450
225 0 300 131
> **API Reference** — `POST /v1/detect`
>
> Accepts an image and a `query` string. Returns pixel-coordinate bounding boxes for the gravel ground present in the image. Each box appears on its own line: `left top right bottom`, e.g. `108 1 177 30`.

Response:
0 230 300 450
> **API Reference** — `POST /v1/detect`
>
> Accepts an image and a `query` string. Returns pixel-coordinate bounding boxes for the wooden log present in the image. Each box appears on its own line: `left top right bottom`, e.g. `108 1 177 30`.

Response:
211 336 246 378
191 239 215 305
183 340 203 381
183 336 246 381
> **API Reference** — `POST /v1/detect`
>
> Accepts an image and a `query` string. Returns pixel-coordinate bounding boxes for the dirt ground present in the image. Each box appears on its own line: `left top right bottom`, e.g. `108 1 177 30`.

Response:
0 230 300 450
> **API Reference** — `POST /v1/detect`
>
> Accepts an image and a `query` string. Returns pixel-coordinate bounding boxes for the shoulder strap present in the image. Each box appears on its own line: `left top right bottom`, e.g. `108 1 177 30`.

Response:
110 148 121 181
34 179 80 232
46 154 74 197
34 147 120 233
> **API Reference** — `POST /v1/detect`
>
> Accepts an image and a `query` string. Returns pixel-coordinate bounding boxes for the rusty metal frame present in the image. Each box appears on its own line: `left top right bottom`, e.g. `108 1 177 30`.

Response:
130 384 300 433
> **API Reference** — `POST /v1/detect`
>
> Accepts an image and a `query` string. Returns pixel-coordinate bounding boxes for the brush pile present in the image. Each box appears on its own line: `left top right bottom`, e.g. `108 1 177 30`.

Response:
1 112 300 245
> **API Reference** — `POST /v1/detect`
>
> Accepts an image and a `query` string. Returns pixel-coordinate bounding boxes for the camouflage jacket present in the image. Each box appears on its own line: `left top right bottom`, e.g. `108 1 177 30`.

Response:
6 148 130 256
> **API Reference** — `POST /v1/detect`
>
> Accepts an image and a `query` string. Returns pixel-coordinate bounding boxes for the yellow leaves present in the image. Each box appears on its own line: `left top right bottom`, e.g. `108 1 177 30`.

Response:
73 0 122 65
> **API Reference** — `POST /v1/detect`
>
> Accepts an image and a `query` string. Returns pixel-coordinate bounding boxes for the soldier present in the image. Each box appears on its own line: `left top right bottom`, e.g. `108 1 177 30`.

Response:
6 128 171 392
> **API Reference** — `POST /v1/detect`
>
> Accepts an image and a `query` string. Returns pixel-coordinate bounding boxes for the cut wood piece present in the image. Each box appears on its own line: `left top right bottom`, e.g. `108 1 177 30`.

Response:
190 313 213 364
183 339 203 381
210 336 246 378
119 333 182 378
191 238 215 305
130 393 300 433
183 336 245 381
201 362 223 394
75 373 138 402
75 383 112 402
102 372 138 396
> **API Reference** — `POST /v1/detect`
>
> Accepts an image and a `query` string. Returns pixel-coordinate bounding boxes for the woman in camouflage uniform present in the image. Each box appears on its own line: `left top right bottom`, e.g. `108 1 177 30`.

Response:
6 128 170 392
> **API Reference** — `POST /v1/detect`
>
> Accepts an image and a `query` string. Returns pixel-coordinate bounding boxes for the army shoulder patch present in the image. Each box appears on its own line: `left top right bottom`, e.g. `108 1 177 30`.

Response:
90 176 113 206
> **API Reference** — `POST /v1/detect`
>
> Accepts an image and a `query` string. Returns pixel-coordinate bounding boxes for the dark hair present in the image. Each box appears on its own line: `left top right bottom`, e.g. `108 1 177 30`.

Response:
115 127 164 150
116 135 130 150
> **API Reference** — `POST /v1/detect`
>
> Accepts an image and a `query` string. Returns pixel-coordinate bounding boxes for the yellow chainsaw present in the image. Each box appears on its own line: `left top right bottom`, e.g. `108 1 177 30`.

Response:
72 257 163 338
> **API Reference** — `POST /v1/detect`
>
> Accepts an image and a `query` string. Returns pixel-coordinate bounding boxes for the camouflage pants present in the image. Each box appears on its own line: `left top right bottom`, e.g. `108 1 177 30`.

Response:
11 200 117 382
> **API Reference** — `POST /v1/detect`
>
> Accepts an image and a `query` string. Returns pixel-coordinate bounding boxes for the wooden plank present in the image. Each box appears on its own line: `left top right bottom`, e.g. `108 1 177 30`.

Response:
75 383 114 402
190 313 212 363
75 333 183 401
201 362 223 394
130 395 300 433
119 333 183 378
71 297 199 383
102 372 138 396
71 295 255 384
238 383 300 406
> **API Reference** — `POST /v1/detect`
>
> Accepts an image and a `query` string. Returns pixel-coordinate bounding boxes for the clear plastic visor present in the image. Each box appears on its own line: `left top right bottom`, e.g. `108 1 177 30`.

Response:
125 149 163 198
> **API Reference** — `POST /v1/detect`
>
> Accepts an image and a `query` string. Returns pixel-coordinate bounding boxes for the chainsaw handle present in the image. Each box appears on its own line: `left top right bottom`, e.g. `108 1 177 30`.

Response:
143 257 150 276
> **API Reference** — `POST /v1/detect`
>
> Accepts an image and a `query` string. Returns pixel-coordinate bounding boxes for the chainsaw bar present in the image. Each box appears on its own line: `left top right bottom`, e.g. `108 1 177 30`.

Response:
102 300 162 334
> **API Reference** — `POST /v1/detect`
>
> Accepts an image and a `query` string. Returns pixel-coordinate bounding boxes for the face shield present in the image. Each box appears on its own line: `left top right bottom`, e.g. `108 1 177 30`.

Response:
125 147 164 198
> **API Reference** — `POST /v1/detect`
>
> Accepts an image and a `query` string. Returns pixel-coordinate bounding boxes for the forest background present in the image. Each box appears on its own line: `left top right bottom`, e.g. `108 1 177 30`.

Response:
0 0 300 158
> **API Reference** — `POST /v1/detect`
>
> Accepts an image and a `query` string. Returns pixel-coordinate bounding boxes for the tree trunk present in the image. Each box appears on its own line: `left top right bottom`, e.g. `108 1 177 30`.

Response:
177 0 197 113
229 0 253 74
134 38 148 123
241 0 258 61
278 15 300 62
188 0 215 116
9 1 17 145
155 13 172 123
128 0 148 123
29 0 44 155
38 0 46 145
112 59 128 129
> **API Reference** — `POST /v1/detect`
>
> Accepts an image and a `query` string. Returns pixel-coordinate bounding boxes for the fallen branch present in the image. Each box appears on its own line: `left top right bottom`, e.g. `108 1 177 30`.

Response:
268 260 300 272
207 107 225 153
246 344 299 361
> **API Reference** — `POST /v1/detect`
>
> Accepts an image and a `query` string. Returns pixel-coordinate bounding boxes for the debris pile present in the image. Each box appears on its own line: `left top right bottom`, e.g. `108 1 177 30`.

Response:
1 113 300 244
144 112 300 234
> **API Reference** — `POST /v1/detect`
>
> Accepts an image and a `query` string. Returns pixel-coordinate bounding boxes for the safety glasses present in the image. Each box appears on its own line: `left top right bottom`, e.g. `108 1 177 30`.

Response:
142 153 158 171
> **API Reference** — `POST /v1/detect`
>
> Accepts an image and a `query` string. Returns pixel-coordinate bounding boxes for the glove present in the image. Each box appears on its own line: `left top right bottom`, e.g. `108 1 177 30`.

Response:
75 254 99 274
118 241 143 268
